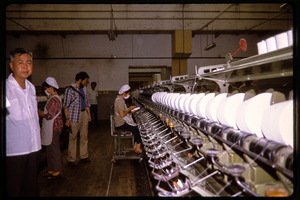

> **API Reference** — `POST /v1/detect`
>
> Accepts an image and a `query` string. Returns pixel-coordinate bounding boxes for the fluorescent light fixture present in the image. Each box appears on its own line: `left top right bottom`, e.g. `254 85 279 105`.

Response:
204 42 216 51
108 29 116 41
108 5 117 41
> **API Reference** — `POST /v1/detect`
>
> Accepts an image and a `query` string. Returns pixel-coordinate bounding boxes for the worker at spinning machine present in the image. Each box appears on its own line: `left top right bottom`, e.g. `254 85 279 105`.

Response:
114 84 143 153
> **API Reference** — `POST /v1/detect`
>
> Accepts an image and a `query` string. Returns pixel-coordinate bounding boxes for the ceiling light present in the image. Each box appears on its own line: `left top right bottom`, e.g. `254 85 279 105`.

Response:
108 29 116 41
108 5 117 41
204 27 216 51
204 42 216 51
280 3 287 9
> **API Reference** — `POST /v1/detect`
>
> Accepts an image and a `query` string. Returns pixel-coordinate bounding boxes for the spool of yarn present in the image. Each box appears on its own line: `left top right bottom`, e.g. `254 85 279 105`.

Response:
217 93 245 129
190 93 205 116
266 37 277 52
196 93 215 118
179 93 191 113
205 93 228 122
261 100 293 147
287 30 293 46
170 93 180 109
257 40 267 54
186 94 198 114
275 32 289 49
174 94 184 111
236 93 272 138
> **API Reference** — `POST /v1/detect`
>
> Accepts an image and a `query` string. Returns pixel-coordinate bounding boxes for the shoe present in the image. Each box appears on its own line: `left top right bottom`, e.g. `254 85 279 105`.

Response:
80 158 91 163
42 171 53 177
135 149 143 154
48 172 62 180
68 161 77 166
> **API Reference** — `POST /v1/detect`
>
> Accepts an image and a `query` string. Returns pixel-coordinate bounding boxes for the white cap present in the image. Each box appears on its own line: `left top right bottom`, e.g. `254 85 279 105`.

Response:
118 84 130 94
46 77 59 89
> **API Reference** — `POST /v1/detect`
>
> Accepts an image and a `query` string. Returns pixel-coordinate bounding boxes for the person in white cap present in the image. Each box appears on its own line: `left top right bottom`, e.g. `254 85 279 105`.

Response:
6 48 41 196
38 77 64 179
114 84 143 153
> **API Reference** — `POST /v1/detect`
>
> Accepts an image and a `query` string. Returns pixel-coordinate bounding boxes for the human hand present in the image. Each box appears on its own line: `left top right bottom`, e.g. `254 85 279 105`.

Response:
65 120 71 127
38 109 44 117
131 107 140 113
129 106 136 111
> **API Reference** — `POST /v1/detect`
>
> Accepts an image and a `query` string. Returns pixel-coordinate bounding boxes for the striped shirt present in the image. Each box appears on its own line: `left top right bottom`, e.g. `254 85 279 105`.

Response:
63 83 90 123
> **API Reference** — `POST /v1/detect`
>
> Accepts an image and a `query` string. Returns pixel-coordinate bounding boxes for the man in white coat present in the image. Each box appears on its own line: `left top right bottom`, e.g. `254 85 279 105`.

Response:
6 48 41 197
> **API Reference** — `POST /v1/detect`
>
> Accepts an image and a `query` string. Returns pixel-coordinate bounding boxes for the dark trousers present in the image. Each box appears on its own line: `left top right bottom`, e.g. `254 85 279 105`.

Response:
6 151 40 197
46 131 63 172
90 104 98 123
116 123 142 144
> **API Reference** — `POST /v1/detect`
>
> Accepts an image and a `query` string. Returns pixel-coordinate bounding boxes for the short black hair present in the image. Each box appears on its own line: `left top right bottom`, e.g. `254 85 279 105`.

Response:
75 71 89 81
42 81 51 88
91 82 97 85
42 81 58 91
9 48 33 62
125 88 132 94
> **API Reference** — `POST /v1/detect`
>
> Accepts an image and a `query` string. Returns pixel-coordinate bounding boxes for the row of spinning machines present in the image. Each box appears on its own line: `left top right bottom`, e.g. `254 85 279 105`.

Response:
131 90 294 197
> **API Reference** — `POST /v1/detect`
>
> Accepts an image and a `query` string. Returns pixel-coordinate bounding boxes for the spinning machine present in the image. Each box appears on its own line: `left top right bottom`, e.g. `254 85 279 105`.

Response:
132 45 294 197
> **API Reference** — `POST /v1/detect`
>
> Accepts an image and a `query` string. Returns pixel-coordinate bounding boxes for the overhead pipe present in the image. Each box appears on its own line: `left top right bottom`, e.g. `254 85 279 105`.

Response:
6 17 30 31
196 4 235 32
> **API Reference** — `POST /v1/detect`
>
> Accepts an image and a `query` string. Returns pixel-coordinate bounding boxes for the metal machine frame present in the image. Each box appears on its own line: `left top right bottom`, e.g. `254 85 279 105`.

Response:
110 114 143 162
134 45 294 197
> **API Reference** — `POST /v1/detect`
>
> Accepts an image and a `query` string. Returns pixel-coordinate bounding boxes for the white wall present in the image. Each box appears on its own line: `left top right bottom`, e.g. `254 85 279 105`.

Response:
6 34 172 90
6 33 270 89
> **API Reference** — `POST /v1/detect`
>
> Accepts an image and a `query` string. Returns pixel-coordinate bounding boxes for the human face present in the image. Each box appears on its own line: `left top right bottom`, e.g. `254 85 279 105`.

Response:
44 87 50 96
91 83 96 90
123 91 131 99
10 53 33 81
80 78 89 88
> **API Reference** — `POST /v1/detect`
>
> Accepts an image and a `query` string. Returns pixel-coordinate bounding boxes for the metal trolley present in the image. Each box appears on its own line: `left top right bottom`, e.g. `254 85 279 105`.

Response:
110 114 143 162
107 114 143 196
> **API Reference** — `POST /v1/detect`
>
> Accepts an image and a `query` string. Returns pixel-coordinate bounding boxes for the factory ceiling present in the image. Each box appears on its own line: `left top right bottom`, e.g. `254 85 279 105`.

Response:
5 3 293 37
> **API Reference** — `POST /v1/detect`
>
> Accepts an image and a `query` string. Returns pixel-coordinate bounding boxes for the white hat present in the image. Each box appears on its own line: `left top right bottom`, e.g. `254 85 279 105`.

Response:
118 84 130 94
46 77 59 89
